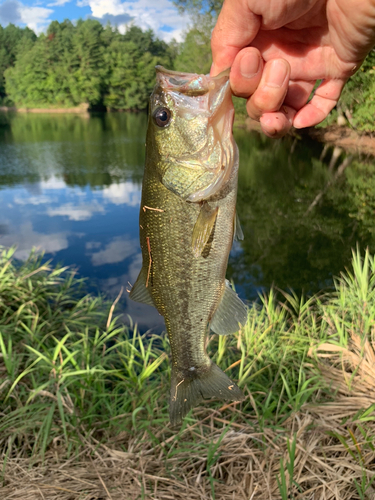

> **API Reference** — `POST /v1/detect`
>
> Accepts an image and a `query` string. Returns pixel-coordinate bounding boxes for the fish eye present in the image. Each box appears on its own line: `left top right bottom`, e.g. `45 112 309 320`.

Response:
153 107 172 128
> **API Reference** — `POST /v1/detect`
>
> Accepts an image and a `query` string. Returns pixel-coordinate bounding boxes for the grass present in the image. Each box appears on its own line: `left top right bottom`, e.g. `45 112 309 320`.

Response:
0 245 375 499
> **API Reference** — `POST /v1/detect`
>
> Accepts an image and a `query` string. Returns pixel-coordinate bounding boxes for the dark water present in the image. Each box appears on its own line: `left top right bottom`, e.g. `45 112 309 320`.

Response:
1 112 375 330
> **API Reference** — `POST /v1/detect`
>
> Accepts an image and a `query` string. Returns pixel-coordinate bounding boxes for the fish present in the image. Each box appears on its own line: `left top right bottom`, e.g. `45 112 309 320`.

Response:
129 66 247 426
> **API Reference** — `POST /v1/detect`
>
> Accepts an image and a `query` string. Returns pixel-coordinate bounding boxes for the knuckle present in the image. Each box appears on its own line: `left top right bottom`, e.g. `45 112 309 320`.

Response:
252 89 284 113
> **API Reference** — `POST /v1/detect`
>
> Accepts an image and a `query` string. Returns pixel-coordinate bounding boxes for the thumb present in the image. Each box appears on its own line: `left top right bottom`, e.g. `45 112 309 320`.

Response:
211 0 261 76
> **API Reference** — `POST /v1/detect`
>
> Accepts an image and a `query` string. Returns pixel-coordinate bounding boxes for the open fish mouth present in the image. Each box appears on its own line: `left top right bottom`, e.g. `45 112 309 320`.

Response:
154 66 237 202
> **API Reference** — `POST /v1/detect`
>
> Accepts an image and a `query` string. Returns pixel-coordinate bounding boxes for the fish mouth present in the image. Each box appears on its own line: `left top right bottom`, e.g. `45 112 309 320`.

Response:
156 66 237 202
155 65 230 96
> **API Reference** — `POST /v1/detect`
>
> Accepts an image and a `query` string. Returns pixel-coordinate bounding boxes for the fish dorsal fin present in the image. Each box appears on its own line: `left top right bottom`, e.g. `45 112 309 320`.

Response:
210 280 247 335
192 203 218 258
128 267 155 307
234 211 244 241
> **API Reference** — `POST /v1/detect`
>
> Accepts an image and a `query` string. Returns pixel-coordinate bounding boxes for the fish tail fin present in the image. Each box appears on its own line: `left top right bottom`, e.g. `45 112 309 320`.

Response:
169 363 245 427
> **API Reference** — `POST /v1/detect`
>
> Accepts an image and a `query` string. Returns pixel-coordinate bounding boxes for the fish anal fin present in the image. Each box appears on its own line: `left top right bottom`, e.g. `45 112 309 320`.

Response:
192 204 218 258
169 362 244 427
210 280 247 335
234 211 244 241
128 267 155 307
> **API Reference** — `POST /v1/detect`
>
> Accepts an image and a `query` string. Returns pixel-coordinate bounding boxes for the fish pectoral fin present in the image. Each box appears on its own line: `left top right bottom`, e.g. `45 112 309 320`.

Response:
210 280 247 335
234 211 244 241
192 203 218 258
128 267 155 307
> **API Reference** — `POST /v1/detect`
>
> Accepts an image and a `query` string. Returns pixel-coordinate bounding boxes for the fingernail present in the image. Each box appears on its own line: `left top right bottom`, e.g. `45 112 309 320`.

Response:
240 52 261 79
265 60 289 88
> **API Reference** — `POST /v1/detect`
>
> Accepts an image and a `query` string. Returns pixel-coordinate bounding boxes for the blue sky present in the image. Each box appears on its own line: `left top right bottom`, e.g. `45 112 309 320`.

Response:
0 0 190 41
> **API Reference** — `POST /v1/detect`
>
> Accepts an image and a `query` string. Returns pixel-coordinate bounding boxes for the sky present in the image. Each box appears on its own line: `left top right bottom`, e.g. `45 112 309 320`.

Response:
0 0 191 41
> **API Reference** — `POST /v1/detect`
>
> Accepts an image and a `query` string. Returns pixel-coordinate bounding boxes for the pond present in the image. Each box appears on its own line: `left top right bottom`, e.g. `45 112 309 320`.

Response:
1 112 375 331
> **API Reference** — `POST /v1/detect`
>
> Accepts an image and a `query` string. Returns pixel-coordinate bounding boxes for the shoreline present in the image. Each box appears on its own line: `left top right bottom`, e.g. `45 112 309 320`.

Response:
2 106 375 156
1 247 374 499
301 123 375 156
0 104 144 114
242 117 375 157
0 103 90 114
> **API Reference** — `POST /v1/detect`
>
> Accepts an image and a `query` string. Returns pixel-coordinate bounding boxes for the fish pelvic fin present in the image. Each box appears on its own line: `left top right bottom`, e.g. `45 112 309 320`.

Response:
169 362 245 427
129 267 155 307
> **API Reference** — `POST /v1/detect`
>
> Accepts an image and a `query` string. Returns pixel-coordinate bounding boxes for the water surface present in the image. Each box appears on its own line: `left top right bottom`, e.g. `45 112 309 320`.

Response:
1 112 374 330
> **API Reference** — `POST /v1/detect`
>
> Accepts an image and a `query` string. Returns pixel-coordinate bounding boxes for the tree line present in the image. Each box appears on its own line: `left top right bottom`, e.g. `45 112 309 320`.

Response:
0 2 374 130
0 20 176 111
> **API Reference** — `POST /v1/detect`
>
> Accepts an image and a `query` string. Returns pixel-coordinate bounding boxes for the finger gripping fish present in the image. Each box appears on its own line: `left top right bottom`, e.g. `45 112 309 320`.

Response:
130 66 247 426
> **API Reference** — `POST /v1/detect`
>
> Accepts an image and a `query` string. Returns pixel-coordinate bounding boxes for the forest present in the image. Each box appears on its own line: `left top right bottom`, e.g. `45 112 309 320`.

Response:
0 0 374 130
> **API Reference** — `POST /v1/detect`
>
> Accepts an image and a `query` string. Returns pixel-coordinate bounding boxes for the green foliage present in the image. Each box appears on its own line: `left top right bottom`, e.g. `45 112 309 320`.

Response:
0 112 147 188
3 21 173 110
104 27 173 110
346 160 375 235
338 49 375 131
0 24 36 104
229 129 375 298
277 434 300 499
0 246 169 455
1 242 375 487
173 0 223 15
174 15 214 74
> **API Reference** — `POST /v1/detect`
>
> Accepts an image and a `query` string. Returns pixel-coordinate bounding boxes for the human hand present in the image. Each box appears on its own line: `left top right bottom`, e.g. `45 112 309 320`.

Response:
211 0 375 137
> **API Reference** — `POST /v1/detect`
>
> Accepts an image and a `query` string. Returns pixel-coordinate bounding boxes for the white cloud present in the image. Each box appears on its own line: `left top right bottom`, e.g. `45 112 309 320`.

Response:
13 195 54 206
102 182 141 206
89 236 138 266
20 5 52 32
0 222 69 260
0 0 191 40
82 0 190 42
0 0 52 33
47 202 105 221
40 176 67 191
47 0 70 6
85 241 102 250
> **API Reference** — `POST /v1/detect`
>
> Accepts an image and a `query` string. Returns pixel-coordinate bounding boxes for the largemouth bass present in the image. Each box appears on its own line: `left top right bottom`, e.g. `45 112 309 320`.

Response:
130 66 247 426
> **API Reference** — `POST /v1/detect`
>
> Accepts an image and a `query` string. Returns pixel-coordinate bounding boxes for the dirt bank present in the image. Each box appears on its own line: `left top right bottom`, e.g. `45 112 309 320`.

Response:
0 103 89 114
243 117 375 157
302 124 375 156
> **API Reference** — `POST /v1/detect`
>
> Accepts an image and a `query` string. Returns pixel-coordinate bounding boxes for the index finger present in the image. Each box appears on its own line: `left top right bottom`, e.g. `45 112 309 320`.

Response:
211 0 261 76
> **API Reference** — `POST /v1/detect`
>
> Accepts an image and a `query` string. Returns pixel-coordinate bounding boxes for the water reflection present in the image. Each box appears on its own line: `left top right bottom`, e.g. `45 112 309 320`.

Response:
0 112 164 331
228 128 375 299
0 112 147 187
1 112 375 330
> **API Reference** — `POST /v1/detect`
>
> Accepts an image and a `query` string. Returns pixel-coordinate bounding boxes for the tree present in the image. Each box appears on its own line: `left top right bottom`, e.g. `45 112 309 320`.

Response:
174 15 214 74
2 20 173 110
104 26 174 110
0 24 36 104
173 0 223 15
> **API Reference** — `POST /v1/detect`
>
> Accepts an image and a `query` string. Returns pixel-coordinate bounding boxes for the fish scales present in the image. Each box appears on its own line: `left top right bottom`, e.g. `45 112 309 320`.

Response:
130 66 248 426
